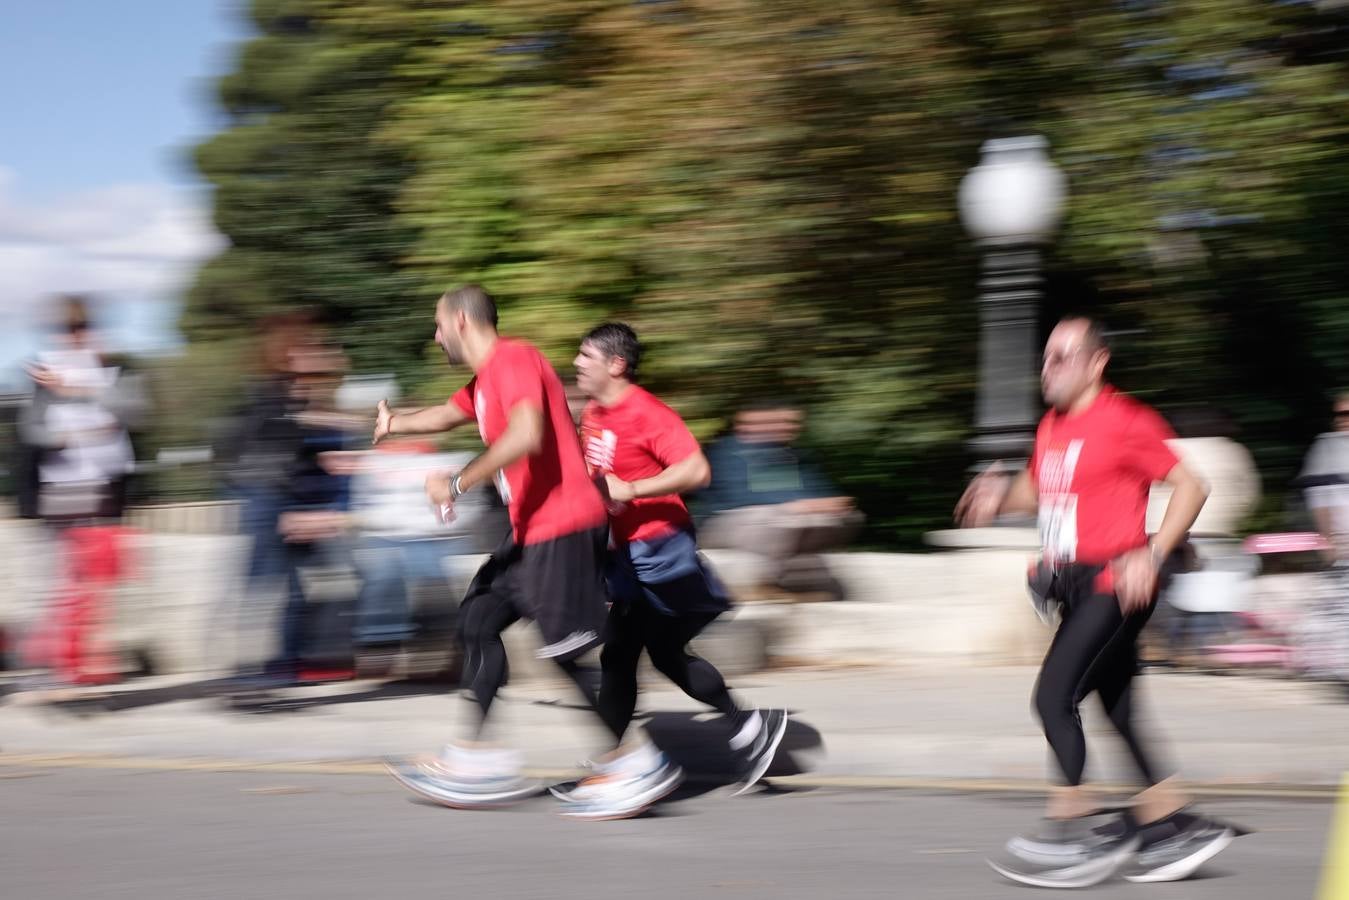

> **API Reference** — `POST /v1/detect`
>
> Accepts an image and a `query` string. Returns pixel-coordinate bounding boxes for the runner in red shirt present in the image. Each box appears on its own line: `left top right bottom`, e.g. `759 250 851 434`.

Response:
374 284 613 813
551 324 787 819
957 317 1238 887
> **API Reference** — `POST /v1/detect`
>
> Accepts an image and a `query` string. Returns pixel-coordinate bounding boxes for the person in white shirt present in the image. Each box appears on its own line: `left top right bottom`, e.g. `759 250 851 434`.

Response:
21 296 134 522
342 436 501 672
1300 392 1349 563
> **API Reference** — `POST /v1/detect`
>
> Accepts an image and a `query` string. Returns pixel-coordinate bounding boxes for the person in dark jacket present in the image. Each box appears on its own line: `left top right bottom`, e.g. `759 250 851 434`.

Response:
697 405 861 600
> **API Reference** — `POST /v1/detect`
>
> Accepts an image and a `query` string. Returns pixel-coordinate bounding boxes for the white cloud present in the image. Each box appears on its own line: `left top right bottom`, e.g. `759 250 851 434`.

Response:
0 166 224 371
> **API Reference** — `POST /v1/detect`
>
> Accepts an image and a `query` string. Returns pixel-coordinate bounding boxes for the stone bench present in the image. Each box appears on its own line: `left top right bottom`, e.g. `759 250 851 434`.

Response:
0 517 1054 681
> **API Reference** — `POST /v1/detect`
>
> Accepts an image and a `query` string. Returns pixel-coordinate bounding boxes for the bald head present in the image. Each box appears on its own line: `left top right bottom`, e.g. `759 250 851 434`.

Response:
1041 317 1111 413
1056 317 1107 354
438 283 498 329
433 284 500 367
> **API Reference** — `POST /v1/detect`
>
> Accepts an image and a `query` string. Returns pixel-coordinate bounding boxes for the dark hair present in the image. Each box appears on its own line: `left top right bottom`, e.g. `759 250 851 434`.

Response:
58 294 92 334
257 309 315 374
582 322 641 381
440 283 499 328
738 398 801 414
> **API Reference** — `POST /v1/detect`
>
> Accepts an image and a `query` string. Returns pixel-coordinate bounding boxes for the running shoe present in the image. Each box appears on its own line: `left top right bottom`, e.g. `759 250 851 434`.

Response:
386 745 536 809
732 708 789 796
1005 811 1132 866
990 815 1139 889
557 753 683 821
1123 810 1238 883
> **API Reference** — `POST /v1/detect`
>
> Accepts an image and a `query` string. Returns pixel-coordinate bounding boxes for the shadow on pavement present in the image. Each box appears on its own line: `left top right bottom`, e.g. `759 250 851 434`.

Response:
217 678 458 715
13 675 458 716
643 710 826 784
14 677 241 715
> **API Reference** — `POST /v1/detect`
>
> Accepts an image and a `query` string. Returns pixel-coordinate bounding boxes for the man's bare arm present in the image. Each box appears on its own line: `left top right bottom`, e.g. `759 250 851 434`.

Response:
1001 469 1038 517
431 402 544 503
373 398 471 444
1150 461 1209 559
607 450 711 503
1113 460 1209 613
955 464 1038 527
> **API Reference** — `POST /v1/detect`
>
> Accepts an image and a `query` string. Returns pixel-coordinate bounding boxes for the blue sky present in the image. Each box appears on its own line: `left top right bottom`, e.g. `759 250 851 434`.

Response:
0 2 246 385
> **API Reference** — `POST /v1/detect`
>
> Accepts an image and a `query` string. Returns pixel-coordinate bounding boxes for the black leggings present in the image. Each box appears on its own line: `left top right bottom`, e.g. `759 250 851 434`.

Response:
458 591 598 738
1033 566 1167 787
597 597 740 744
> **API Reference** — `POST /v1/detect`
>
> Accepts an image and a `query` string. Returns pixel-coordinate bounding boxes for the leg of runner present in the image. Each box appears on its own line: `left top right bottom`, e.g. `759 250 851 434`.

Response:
998 570 1234 886
553 656 604 710
460 589 520 730
640 603 787 795
499 526 680 822
1094 626 1165 788
1094 610 1239 884
553 597 684 819
993 569 1144 888
385 558 534 810
1032 583 1149 798
595 601 644 744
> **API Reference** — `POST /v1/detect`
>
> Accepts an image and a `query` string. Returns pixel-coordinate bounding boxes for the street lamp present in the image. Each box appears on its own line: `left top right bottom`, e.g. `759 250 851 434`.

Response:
958 135 1066 465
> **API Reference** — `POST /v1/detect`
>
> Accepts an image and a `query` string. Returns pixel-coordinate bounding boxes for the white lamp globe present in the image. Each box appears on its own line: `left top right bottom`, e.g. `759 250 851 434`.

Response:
958 136 1066 243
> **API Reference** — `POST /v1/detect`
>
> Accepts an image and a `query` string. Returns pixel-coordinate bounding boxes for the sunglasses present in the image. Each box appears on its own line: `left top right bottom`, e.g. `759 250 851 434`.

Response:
1042 347 1091 368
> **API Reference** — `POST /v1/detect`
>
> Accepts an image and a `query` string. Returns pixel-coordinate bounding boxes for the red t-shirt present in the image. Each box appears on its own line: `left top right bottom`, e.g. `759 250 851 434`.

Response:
452 338 606 545
1030 386 1179 566
580 386 701 546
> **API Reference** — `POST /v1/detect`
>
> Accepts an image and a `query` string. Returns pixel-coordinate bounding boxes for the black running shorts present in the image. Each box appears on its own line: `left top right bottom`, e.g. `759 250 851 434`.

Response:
461 526 609 662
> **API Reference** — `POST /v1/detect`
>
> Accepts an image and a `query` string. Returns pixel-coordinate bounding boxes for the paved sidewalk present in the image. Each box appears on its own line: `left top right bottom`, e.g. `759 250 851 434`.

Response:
2 664 1346 789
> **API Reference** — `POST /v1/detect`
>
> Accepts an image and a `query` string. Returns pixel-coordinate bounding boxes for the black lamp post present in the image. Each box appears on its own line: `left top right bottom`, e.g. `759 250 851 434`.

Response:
957 136 1066 465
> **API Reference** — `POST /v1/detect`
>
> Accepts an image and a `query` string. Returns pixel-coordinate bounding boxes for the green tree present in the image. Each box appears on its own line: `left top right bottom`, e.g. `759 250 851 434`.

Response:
187 0 429 384
179 0 1349 540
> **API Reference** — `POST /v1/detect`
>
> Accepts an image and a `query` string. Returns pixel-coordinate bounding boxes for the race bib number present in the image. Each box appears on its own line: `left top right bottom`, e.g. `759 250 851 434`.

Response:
1039 494 1078 562
582 427 618 477
581 426 626 514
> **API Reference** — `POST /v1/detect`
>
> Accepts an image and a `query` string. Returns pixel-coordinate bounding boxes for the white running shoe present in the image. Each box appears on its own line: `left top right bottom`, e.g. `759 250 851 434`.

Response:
386 745 536 809
556 752 683 821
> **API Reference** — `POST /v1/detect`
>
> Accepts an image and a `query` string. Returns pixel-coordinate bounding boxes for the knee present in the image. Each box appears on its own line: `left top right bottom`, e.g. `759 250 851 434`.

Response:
647 648 688 682
457 604 497 646
457 618 484 647
1033 678 1075 727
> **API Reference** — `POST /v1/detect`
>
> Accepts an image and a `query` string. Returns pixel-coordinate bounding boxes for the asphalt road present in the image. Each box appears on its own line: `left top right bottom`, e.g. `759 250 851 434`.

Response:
0 765 1337 899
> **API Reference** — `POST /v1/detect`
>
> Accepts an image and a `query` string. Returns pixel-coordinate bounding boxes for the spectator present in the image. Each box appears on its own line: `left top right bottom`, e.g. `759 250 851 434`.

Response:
698 405 861 600
214 313 311 679
20 296 136 522
269 343 358 682
1294 391 1349 684
345 435 497 676
1299 391 1349 564
16 295 139 689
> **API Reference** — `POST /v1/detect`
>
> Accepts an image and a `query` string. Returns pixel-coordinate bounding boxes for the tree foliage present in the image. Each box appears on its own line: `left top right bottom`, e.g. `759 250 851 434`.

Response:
178 0 1349 543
